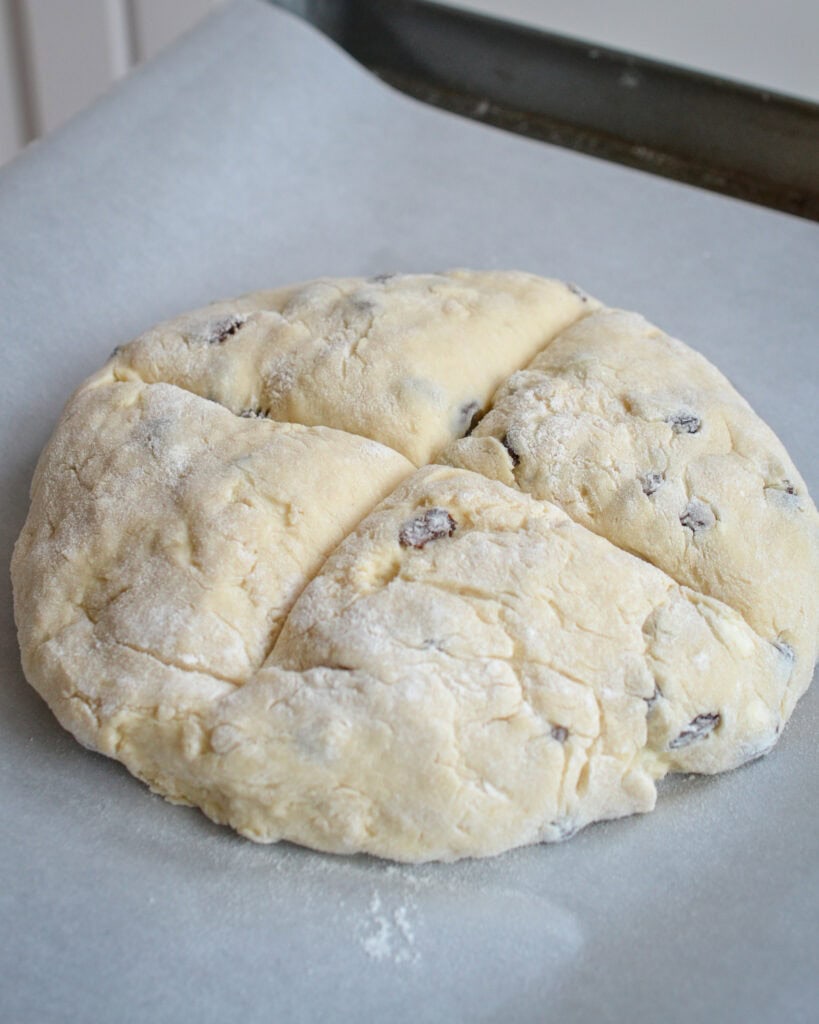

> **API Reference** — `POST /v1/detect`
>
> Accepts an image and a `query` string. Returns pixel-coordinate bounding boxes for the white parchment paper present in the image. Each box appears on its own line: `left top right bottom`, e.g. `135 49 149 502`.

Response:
1 2 817 1021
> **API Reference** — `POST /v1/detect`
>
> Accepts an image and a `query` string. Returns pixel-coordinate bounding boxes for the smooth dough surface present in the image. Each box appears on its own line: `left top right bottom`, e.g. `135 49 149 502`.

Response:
104 270 595 465
11 272 819 862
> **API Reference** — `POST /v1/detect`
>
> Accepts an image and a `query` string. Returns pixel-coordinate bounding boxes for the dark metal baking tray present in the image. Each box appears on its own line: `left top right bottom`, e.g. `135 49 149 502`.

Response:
269 0 819 220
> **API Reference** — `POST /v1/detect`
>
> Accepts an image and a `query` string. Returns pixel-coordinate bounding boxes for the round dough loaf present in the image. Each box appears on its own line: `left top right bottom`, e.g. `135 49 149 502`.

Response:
11 271 819 862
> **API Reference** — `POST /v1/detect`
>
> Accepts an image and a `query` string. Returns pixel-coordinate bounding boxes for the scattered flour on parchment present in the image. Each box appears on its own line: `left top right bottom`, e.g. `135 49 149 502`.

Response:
359 890 420 964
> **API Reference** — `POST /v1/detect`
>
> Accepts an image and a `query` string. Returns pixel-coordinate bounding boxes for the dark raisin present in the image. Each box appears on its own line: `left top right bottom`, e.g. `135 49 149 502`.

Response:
641 471 664 496
370 273 396 283
239 408 268 419
772 638 795 663
667 411 701 434
459 400 483 437
566 282 589 302
109 344 123 359
399 508 457 549
680 499 715 533
501 434 520 467
766 479 799 499
551 725 569 743
207 315 247 344
550 818 580 841
644 685 662 711
765 483 802 507
669 712 721 749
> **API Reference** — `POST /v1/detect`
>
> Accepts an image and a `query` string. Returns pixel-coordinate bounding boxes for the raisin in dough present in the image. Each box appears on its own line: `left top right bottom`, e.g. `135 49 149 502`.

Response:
11 273 819 862
103 271 595 465
444 309 819 722
263 467 786 858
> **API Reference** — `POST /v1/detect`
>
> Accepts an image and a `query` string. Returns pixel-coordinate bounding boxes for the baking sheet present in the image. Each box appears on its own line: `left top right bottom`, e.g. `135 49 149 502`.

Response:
0 2 817 1021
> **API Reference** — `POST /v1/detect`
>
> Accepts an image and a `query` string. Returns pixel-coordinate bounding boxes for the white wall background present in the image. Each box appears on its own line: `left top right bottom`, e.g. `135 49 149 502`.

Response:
1 0 818 168
0 0 226 165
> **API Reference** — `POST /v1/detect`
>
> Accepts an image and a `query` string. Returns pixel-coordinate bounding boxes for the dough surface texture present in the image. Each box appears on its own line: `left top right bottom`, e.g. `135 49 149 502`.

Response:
11 271 819 862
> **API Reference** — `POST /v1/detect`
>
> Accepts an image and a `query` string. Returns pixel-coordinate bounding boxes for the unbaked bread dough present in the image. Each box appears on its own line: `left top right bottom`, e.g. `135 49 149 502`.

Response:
11 271 819 861
443 308 819 721
104 270 594 466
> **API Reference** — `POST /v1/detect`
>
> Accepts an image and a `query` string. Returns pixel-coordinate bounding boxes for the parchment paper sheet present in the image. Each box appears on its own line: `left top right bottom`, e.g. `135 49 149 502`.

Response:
0 2 816 1021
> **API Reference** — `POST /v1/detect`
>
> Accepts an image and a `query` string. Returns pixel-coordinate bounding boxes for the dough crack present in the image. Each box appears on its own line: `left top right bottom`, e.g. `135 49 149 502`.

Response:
113 639 243 687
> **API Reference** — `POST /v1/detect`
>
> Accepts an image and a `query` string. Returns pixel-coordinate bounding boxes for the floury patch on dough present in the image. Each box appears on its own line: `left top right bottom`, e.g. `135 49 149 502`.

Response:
11 271 819 861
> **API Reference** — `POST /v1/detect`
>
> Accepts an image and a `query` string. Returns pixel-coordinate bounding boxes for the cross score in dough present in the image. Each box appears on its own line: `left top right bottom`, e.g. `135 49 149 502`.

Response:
11 271 819 862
